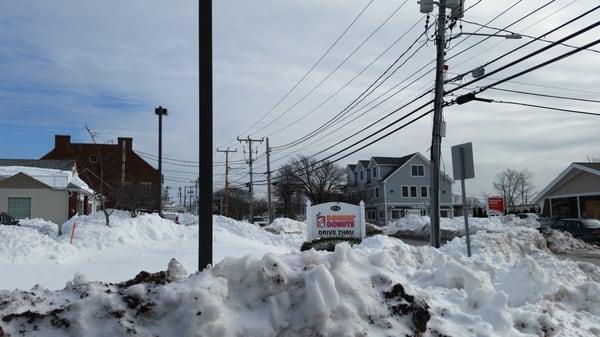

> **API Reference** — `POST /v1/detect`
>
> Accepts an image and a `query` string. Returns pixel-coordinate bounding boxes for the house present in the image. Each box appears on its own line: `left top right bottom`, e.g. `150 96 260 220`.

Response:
41 135 161 212
345 153 454 226
534 162 600 219
0 160 96 223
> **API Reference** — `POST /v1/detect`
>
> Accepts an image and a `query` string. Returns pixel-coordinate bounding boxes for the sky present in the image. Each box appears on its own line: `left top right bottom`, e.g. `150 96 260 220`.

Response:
0 0 599 202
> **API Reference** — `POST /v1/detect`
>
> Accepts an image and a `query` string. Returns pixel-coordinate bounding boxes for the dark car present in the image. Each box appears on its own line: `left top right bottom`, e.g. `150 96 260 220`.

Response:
550 218 600 243
0 212 19 226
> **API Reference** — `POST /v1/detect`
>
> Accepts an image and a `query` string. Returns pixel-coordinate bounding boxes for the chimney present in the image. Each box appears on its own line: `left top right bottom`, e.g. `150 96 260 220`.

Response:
55 135 71 149
117 137 133 152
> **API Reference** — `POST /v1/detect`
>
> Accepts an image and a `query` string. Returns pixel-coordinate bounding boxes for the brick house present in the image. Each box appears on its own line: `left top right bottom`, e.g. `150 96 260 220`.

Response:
41 135 161 212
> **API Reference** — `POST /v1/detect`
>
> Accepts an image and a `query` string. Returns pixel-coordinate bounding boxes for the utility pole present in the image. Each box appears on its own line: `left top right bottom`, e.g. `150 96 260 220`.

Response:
183 186 187 210
178 187 182 206
155 106 168 216
265 138 273 224
420 0 449 248
217 148 237 217
237 136 263 222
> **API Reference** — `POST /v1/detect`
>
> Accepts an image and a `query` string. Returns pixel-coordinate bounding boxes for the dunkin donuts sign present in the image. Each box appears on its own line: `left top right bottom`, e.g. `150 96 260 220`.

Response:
306 201 366 240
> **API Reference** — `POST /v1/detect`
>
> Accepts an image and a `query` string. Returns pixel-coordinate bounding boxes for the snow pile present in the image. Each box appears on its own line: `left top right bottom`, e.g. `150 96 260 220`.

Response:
546 229 595 253
2 227 600 336
0 212 303 289
385 214 536 238
177 212 198 225
264 217 307 235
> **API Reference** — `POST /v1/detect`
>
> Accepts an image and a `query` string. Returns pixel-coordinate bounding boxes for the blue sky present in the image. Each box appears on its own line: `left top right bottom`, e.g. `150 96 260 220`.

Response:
1 0 599 198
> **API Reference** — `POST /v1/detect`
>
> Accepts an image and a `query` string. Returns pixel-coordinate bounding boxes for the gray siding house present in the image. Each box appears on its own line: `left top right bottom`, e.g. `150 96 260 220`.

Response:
346 153 454 226
534 162 600 219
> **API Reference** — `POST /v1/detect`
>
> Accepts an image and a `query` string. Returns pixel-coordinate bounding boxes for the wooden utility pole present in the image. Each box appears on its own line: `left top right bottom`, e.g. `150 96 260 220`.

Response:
217 148 237 217
265 138 273 224
237 136 263 223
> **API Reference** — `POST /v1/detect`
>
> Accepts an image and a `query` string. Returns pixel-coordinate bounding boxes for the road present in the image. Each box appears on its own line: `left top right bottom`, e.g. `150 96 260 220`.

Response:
397 236 600 266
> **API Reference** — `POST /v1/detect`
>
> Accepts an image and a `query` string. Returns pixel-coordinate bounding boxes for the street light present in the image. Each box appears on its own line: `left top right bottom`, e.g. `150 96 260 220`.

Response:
448 32 522 42
155 106 168 216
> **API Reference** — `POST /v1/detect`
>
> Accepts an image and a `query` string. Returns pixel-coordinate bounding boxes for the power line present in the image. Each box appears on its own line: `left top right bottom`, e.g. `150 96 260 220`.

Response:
486 87 600 104
272 22 429 149
248 0 409 136
484 99 600 117
220 0 377 146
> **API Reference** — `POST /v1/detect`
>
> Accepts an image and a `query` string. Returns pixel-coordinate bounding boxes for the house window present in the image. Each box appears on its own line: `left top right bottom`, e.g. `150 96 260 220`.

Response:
421 186 428 198
391 210 401 220
411 165 425 177
401 186 409 198
379 211 385 219
367 210 376 220
410 186 417 198
360 171 364 180
7 197 32 219
373 167 377 178
375 187 379 198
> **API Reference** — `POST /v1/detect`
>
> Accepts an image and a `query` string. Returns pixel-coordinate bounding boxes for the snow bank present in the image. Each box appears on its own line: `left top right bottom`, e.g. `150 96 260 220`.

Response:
0 212 303 290
264 217 306 235
2 227 600 336
385 214 538 238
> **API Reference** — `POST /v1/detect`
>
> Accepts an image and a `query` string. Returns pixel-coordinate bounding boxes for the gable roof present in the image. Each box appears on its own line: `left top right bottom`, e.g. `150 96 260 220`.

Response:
347 164 357 171
575 162 600 171
357 160 370 168
373 153 417 167
0 159 75 171
0 166 94 194
534 162 600 203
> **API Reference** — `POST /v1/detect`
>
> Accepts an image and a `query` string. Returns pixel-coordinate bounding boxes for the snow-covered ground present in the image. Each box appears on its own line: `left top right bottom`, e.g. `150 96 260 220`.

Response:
0 212 303 289
385 214 540 237
2 225 600 336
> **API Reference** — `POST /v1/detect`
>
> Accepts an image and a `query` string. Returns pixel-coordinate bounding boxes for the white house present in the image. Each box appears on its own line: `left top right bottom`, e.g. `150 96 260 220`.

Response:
0 160 96 224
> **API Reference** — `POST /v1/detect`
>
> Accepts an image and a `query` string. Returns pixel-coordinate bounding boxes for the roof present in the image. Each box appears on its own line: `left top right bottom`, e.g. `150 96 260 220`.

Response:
380 153 419 180
358 160 370 168
533 162 600 203
347 164 357 171
575 162 600 171
0 166 94 195
373 153 417 167
0 159 75 171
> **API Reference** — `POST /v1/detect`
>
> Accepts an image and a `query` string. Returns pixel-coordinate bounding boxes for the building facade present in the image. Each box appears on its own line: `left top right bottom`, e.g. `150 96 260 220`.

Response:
41 135 161 212
346 153 454 226
0 161 95 223
534 162 600 219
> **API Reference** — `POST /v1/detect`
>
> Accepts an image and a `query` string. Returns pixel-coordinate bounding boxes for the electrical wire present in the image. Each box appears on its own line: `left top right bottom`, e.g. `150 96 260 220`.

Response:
486 87 600 104
484 99 600 117
219 0 377 146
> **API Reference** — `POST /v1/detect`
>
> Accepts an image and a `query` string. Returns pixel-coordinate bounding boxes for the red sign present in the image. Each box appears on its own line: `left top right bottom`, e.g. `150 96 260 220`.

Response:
487 197 505 216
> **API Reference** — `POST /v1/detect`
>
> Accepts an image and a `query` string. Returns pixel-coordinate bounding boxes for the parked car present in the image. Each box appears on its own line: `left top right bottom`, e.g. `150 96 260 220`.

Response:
0 212 19 226
549 218 600 243
252 216 268 227
516 213 539 221
162 212 180 224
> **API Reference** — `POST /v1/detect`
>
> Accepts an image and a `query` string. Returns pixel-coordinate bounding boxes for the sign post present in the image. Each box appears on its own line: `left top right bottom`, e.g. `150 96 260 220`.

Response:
451 142 475 257
306 201 366 241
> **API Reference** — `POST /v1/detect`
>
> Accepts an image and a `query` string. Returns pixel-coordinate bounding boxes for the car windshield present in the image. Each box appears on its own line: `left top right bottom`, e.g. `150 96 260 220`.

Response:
581 219 600 228
252 217 264 221
517 214 528 219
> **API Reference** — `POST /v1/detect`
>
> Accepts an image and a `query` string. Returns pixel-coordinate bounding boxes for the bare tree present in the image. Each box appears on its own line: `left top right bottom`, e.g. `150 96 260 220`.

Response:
274 164 301 218
493 168 535 212
85 126 117 226
286 156 345 204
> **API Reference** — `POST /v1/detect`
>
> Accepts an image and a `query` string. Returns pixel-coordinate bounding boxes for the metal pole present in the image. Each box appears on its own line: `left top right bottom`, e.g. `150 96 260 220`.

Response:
266 137 272 224
460 147 472 257
158 112 162 215
217 148 236 217
430 0 447 248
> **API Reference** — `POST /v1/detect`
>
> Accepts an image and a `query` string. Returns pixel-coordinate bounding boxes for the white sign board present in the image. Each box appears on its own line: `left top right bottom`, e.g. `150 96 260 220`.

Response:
306 201 366 241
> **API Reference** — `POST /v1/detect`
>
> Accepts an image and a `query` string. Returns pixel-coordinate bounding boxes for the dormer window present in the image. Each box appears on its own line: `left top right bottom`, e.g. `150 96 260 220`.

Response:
373 167 377 178
411 165 424 177
360 171 364 180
